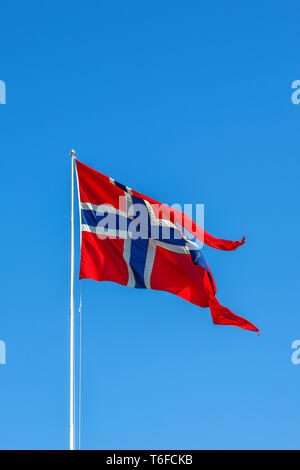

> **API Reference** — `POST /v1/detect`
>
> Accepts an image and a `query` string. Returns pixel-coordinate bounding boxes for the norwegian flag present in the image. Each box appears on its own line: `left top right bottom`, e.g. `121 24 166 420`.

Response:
75 159 259 333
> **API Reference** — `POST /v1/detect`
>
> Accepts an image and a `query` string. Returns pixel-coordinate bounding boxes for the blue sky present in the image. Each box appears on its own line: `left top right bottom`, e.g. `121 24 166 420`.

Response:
0 1 300 450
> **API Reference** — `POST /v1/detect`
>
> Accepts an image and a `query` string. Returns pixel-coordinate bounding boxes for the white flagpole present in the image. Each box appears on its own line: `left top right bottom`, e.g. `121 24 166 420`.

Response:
69 149 75 450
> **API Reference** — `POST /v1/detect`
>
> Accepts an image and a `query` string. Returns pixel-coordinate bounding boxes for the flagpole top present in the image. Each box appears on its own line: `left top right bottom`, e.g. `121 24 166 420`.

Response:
70 149 76 158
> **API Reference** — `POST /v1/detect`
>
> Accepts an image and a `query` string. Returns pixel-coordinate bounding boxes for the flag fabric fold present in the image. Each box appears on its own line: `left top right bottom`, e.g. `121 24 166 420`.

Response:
75 159 259 334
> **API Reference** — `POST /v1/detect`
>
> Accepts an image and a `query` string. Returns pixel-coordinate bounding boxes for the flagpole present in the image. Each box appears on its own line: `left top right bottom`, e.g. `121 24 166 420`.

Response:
69 149 75 450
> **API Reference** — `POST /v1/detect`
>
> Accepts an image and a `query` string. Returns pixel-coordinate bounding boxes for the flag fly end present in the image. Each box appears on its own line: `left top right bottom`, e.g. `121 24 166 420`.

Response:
209 295 259 334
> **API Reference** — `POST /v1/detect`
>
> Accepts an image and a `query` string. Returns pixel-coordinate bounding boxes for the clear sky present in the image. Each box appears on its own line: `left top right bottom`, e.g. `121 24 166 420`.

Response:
0 1 300 450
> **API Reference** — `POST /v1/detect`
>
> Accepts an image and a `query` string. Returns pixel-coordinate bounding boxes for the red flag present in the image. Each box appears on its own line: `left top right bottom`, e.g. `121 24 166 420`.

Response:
76 160 259 334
